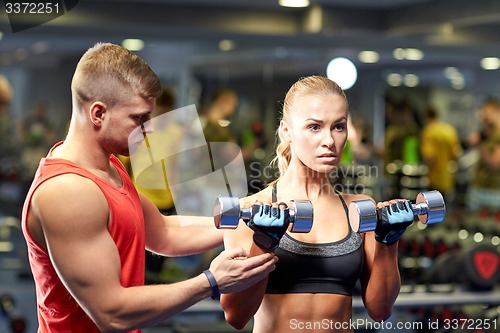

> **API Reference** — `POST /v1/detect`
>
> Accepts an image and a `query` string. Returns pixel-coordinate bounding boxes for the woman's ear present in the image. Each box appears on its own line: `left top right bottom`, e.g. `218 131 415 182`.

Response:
280 120 290 142
89 101 107 127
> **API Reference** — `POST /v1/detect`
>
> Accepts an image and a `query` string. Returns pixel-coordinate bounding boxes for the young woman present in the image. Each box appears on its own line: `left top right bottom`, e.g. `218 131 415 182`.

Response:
220 75 414 333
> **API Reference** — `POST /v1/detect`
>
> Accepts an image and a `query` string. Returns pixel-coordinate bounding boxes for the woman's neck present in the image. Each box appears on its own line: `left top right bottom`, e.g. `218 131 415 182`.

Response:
278 164 335 201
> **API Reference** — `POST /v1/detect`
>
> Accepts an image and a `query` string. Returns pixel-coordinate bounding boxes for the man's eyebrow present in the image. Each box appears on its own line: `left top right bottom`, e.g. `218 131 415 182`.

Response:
132 110 152 116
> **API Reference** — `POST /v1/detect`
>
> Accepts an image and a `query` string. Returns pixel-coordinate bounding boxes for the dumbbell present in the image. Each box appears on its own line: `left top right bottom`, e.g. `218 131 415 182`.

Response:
348 190 446 233
431 243 500 291
214 196 313 233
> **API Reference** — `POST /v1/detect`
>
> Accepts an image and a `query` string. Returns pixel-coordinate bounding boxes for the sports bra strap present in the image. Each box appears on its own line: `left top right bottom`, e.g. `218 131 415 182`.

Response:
334 189 349 214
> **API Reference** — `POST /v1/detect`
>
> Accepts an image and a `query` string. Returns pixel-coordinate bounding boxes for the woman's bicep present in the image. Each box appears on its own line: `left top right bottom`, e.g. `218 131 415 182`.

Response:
223 219 254 251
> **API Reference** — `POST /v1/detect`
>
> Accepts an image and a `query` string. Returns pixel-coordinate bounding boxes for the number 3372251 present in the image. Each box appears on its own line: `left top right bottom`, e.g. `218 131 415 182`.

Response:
5 2 60 14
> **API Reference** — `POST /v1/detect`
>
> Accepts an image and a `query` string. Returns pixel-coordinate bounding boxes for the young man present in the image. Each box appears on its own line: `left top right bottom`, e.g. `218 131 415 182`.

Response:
21 43 276 333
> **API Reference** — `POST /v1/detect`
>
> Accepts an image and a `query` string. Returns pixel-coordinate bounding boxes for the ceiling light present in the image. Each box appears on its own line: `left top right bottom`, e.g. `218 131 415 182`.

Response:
326 57 357 90
393 48 423 61
358 51 379 63
122 39 144 51
219 39 235 51
393 48 406 60
451 77 465 90
480 57 500 70
404 74 419 87
444 67 459 79
386 73 402 87
278 0 310 8
405 48 424 61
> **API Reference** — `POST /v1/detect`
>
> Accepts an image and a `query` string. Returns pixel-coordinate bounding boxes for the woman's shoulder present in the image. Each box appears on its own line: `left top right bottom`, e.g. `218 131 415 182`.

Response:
240 186 274 206
334 190 375 205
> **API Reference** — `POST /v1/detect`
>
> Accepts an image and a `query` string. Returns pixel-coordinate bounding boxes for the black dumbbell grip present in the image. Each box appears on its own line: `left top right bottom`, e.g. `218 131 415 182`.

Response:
241 207 296 223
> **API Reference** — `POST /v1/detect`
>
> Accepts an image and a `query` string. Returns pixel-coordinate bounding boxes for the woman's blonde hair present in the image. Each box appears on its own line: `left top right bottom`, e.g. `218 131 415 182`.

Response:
271 75 347 179
71 42 161 109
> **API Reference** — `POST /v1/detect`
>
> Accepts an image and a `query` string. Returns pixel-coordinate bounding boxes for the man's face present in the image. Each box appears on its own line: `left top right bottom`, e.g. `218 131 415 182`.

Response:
101 93 155 156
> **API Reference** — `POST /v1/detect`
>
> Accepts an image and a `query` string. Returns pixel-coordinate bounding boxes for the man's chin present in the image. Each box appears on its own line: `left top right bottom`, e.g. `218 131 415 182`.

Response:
117 147 131 157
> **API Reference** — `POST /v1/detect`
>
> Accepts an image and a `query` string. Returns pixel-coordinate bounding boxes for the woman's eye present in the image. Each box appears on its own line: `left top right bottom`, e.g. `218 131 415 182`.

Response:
334 123 347 131
308 124 320 131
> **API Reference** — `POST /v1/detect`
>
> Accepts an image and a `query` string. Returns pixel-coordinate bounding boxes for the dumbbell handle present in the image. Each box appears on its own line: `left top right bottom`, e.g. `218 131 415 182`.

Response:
412 202 430 216
241 201 312 233
239 206 298 222
215 197 313 233
349 190 446 233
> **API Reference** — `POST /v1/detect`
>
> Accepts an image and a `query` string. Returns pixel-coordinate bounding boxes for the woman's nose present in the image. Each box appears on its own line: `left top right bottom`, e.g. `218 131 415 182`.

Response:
322 130 334 147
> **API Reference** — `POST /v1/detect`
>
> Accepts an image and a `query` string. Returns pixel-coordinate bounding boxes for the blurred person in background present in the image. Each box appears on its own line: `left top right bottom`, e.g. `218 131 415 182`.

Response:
0 75 25 216
383 100 420 167
420 106 462 206
467 97 500 214
0 75 17 156
200 88 238 144
341 114 375 166
19 100 58 187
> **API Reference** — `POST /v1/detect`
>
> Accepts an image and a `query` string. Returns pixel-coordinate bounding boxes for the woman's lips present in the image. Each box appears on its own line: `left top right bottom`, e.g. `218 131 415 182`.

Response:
318 153 337 162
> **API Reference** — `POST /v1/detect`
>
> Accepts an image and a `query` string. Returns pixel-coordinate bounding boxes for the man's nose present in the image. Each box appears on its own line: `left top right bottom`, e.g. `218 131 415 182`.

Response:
141 120 154 135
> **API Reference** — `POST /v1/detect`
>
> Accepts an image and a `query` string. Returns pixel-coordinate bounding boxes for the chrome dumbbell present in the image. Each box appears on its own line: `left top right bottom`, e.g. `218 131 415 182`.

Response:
348 190 446 233
214 196 313 233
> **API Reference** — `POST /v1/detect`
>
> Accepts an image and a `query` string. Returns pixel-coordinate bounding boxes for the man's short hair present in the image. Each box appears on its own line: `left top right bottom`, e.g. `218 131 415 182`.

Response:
71 42 161 109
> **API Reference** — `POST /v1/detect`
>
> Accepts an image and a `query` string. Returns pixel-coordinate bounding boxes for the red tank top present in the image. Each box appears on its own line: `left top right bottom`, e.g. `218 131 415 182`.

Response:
22 142 145 333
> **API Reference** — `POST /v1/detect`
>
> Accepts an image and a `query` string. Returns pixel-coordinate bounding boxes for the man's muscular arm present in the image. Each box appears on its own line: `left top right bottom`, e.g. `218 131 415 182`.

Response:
31 174 276 332
140 192 224 257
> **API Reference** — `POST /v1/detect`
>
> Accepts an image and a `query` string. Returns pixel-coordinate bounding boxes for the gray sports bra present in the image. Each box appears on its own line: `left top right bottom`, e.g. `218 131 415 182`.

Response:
265 184 364 295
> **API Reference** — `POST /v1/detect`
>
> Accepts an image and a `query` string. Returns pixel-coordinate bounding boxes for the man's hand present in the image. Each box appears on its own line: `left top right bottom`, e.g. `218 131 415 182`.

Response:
246 202 290 251
375 199 414 246
208 248 277 295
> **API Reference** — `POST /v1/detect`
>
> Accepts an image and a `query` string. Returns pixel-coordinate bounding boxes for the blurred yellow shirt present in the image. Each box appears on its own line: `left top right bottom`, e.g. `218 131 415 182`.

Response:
420 121 462 193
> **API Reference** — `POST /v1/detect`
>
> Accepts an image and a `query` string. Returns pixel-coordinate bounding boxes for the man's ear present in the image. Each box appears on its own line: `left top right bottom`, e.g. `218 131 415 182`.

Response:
89 101 107 127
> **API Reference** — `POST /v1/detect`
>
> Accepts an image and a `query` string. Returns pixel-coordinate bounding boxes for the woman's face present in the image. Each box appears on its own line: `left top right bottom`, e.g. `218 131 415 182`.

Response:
282 93 348 174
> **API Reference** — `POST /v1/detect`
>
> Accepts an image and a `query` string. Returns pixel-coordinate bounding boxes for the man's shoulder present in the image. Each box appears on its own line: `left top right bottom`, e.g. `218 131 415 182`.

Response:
30 172 108 228
33 172 104 207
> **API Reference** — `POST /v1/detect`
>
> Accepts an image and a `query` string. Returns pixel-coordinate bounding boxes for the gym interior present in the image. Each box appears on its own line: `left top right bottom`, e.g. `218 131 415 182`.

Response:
1 1 499 332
